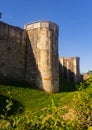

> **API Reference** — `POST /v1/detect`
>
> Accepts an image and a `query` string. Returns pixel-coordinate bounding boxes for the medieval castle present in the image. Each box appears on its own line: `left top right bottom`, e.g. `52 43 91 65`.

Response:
0 20 80 93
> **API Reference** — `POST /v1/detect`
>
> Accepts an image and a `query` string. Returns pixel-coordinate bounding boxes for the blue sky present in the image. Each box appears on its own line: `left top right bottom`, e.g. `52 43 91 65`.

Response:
0 0 92 73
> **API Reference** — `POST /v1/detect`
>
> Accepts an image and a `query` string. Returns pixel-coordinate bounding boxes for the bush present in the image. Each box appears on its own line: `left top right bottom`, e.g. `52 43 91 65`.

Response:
72 74 92 129
0 75 92 129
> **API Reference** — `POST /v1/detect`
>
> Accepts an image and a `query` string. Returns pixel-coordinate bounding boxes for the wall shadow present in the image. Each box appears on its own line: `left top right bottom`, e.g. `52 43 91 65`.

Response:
0 80 35 89
25 33 43 90
0 22 42 90
59 78 77 92
59 61 78 92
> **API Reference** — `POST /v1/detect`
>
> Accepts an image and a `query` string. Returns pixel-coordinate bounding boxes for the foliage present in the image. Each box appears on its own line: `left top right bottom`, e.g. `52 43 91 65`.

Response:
87 70 92 74
72 74 92 129
0 75 92 129
0 91 13 119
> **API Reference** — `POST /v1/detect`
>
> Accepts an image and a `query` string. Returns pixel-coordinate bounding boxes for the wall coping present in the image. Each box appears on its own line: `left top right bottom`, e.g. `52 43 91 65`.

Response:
59 57 80 60
24 20 59 31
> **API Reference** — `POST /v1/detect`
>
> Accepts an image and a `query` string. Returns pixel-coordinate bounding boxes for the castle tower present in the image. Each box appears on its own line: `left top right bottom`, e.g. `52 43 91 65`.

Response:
24 21 59 93
59 57 80 82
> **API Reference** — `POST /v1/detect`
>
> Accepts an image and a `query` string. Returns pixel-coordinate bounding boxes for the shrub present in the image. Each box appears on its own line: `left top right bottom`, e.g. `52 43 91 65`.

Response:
72 75 92 129
0 75 92 129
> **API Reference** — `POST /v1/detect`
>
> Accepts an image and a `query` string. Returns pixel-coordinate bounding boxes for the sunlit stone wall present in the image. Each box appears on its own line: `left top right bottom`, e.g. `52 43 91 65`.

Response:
59 57 80 82
24 21 59 92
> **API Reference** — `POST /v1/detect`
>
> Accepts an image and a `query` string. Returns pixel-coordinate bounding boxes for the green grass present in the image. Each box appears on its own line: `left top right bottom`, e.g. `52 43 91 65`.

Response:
0 77 92 129
0 79 77 114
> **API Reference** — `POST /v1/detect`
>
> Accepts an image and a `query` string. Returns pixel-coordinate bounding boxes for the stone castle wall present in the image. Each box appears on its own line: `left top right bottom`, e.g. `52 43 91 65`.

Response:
0 21 59 92
0 22 27 80
0 20 80 92
59 57 80 82
24 21 59 92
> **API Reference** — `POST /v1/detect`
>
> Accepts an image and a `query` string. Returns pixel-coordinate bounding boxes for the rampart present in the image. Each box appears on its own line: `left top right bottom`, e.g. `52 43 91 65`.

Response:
24 21 59 92
59 57 80 82
0 20 80 92
0 21 59 93
0 22 27 80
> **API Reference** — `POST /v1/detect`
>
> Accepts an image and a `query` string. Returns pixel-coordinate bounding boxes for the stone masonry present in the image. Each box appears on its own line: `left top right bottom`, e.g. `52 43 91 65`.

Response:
0 21 59 93
59 57 80 82
0 21 27 80
0 20 80 93
24 21 59 92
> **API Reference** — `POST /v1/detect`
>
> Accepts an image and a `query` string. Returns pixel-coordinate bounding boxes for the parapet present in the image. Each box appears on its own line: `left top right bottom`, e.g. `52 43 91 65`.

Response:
59 56 80 61
24 20 59 31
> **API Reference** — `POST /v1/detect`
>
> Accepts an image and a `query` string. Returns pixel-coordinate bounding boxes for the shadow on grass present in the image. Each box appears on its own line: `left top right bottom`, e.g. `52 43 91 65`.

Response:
59 78 78 92
0 80 37 89
0 94 23 117
0 78 78 93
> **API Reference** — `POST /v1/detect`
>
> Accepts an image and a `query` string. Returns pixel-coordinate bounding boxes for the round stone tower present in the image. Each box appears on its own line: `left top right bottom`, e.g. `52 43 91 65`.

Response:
24 21 59 93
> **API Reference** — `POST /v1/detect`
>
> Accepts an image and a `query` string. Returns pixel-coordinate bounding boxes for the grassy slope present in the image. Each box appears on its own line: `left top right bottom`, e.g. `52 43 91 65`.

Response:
0 79 77 115
0 77 92 129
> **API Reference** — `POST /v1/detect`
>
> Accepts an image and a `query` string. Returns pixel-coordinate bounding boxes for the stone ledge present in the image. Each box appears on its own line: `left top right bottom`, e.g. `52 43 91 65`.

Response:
59 57 80 60
24 20 59 31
